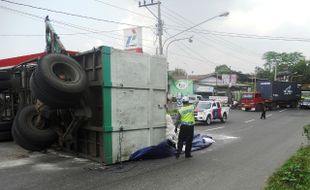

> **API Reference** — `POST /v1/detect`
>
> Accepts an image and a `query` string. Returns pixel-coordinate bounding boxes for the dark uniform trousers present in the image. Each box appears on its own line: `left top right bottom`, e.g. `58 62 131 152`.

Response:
177 124 194 156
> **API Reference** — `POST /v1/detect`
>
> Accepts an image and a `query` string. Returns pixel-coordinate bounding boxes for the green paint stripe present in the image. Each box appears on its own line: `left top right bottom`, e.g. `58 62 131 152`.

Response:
102 46 113 165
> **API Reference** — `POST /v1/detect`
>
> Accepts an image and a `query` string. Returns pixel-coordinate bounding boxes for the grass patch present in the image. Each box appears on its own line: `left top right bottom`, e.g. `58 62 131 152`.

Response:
303 124 310 140
264 145 310 190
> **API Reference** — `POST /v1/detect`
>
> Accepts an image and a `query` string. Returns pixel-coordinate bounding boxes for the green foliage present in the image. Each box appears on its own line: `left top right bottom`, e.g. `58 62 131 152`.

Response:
215 64 231 74
259 51 309 82
265 144 310 190
255 66 273 80
262 51 305 72
304 125 310 140
292 60 310 83
169 68 187 78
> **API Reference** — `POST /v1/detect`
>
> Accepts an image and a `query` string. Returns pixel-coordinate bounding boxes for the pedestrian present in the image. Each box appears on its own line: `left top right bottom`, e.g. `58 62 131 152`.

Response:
260 103 266 119
175 96 195 159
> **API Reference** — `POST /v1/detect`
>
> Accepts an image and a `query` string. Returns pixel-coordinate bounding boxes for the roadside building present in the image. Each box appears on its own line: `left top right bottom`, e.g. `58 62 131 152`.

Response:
169 72 251 103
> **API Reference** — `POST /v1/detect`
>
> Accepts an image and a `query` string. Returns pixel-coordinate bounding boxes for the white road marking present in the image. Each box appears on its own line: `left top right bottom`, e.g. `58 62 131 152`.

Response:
279 109 287 113
244 119 255 123
211 134 239 140
0 159 32 169
32 163 64 171
204 126 225 132
266 114 272 118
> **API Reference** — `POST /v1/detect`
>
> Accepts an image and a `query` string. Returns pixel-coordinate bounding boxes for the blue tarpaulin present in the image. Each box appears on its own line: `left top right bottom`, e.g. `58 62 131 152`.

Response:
129 134 213 161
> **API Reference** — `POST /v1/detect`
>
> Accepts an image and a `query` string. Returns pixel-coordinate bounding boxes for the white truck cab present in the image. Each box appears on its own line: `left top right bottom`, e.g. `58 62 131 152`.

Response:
194 100 229 125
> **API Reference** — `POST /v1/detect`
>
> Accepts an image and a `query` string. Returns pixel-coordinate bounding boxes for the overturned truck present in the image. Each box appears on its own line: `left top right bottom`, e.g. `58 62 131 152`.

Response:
0 17 167 165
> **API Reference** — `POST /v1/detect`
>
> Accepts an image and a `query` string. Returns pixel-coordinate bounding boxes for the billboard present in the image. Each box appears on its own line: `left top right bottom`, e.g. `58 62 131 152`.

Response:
124 27 143 53
222 74 237 86
170 80 194 97
195 85 214 93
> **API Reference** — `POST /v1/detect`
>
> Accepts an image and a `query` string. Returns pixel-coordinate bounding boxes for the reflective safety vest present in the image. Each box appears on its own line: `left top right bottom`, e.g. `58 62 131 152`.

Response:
179 105 195 125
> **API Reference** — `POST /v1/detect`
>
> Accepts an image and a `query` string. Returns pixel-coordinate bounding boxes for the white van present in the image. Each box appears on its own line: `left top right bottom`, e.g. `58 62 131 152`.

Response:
188 95 203 104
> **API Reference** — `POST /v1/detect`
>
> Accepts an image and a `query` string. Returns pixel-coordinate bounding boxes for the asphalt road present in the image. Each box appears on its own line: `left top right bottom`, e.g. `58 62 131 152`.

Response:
0 108 309 190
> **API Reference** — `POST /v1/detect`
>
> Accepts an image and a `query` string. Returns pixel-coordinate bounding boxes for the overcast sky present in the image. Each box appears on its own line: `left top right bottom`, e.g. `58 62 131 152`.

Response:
1 0 310 74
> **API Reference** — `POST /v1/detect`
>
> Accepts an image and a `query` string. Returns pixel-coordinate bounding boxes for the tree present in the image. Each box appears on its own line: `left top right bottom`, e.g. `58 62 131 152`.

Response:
261 51 305 81
262 51 278 71
255 66 273 80
215 64 231 74
168 68 187 80
292 60 310 83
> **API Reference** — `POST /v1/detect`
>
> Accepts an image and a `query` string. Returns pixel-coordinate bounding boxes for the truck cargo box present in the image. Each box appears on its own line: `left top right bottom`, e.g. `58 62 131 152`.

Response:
63 46 168 164
256 81 301 101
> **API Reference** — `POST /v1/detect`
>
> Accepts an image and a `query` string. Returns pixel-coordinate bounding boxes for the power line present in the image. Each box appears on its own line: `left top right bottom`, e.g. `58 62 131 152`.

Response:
160 4 309 71
151 6 227 69
0 6 155 41
0 0 151 28
0 30 155 42
0 5 156 51
164 30 222 69
159 6 260 67
138 1 163 55
166 25 310 43
162 18 262 58
93 0 154 20
160 5 262 60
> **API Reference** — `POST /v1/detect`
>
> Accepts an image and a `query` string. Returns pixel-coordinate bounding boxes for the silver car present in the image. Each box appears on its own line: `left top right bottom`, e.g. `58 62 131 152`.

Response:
300 98 310 109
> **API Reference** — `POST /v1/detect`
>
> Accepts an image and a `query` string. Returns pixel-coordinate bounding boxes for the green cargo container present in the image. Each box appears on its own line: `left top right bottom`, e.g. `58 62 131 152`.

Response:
63 46 168 165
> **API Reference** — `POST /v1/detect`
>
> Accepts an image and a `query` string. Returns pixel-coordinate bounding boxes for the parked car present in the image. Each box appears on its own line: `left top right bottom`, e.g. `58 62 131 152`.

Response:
300 98 310 109
194 100 230 125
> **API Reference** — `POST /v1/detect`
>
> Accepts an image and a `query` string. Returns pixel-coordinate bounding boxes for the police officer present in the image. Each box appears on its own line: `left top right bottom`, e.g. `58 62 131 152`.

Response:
175 96 195 159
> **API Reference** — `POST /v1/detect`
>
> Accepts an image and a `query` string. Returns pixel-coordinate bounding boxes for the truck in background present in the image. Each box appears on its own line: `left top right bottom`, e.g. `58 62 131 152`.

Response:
240 81 301 111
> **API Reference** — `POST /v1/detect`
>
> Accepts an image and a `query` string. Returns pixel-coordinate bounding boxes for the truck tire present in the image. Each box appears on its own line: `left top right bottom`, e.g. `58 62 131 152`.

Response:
0 131 12 141
13 105 57 149
32 54 88 108
0 120 13 132
221 113 227 123
0 80 12 91
30 72 77 108
206 115 211 125
0 71 10 80
0 99 5 117
12 121 47 151
291 102 297 108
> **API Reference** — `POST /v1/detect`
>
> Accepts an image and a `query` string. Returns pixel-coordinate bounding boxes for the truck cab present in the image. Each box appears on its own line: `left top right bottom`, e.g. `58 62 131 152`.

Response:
240 92 264 111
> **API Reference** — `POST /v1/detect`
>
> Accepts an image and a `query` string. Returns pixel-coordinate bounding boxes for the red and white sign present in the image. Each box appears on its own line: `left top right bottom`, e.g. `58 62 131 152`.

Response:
222 74 237 85
124 27 143 53
209 96 229 103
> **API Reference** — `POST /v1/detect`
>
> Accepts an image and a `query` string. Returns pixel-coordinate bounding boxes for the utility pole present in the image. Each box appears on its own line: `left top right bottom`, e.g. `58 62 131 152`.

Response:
157 1 163 55
274 61 277 81
139 0 163 55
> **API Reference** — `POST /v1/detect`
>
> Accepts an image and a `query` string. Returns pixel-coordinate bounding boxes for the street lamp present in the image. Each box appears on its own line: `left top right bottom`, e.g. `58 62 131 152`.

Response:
290 74 303 82
288 72 297 82
163 11 229 48
165 36 193 58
